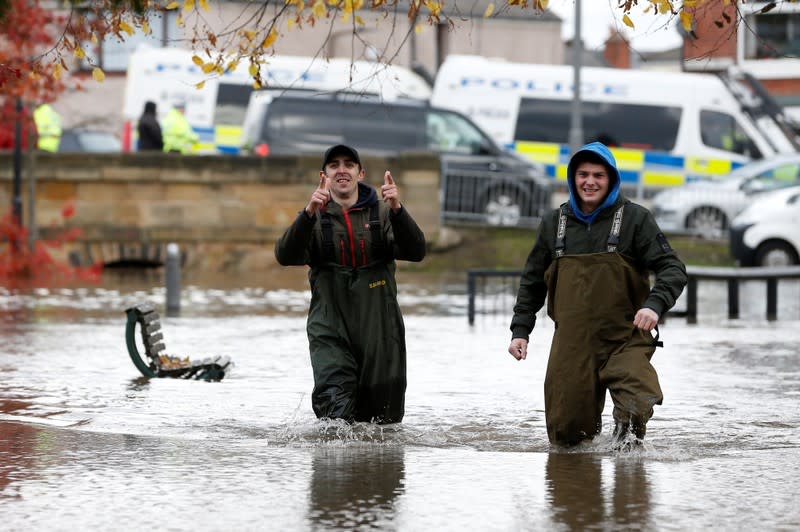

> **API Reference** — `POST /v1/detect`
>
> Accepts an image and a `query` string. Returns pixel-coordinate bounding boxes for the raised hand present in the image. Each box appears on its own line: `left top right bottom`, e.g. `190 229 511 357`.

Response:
381 170 401 212
306 173 331 216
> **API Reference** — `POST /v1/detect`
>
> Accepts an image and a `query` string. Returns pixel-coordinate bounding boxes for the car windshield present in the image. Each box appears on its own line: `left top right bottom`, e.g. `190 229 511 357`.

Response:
426 110 495 155
77 131 121 152
728 157 800 180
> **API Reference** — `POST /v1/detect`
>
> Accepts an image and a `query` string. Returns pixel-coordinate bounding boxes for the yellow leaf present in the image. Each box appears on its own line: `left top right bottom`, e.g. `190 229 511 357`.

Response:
165 1 179 9
414 23 422 35
142 21 151 35
119 20 135 36
287 18 295 30
192 55 204 66
199 0 209 11
312 0 327 18
92 67 106 82
227 59 240 71
195 80 206 89
253 79 262 89
53 63 63 80
91 33 98 44
176 14 183 27
483 3 494 18
248 63 259 76
261 28 278 49
622 14 634 29
183 0 195 12
680 10 693 32
74 47 85 59
201 62 215 73
244 29 257 41
355 15 364 26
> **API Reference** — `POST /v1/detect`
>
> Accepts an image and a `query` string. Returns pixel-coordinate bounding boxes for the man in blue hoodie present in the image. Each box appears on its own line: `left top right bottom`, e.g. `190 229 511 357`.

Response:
507 142 687 448
275 145 426 424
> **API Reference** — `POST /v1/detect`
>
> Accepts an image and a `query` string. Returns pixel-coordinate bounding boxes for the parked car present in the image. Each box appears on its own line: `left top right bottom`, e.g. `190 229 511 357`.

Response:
729 186 800 266
239 90 552 226
652 154 800 238
59 128 121 153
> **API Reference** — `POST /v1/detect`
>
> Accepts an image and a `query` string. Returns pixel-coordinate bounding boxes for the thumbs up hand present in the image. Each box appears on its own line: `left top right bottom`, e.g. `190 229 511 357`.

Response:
306 173 331 216
381 170 401 212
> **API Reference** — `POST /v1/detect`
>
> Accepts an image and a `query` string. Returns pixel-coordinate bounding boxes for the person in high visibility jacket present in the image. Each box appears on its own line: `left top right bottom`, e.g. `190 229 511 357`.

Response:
162 103 198 154
33 103 62 152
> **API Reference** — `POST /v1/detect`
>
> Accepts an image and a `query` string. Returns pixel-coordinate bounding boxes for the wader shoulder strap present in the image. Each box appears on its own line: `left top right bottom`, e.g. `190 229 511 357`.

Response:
606 206 625 252
320 212 336 262
555 207 567 257
369 202 386 258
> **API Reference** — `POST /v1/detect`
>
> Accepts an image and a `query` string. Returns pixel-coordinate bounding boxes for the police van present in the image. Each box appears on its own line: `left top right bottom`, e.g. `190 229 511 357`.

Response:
122 46 432 154
430 55 800 195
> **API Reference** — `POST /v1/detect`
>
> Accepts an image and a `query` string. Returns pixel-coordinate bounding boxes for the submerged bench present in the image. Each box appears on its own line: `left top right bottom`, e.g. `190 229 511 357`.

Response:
124 303 232 381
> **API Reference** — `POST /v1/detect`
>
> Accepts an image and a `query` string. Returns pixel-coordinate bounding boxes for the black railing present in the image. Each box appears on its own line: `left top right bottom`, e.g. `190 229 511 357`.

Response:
440 158 551 228
467 266 800 325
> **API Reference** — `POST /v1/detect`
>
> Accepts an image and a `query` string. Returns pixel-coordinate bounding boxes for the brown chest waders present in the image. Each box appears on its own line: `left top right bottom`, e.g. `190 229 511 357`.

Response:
543 206 663 446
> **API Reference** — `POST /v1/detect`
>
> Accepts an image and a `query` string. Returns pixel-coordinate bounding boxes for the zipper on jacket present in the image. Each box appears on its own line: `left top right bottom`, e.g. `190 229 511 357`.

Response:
342 210 357 266
339 240 346 265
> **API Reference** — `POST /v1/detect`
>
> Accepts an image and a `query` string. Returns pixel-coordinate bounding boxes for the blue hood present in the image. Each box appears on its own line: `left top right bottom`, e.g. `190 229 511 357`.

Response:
566 141 621 225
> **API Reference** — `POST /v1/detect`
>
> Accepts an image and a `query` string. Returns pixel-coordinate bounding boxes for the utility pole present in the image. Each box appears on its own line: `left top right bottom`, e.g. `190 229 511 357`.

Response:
568 0 584 154
12 97 23 249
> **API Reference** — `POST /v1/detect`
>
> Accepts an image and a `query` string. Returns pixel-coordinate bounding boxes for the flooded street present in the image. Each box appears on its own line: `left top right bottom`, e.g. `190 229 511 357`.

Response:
1 273 799 530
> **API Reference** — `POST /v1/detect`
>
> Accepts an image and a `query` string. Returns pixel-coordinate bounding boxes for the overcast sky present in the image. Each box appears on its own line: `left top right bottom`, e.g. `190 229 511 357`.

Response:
547 0 683 52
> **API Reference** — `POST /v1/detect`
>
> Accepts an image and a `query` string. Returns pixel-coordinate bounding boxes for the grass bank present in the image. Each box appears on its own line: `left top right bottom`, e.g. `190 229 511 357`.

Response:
404 227 734 274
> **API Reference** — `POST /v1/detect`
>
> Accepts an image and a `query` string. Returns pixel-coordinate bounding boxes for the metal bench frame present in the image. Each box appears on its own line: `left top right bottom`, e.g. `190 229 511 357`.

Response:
124 303 232 381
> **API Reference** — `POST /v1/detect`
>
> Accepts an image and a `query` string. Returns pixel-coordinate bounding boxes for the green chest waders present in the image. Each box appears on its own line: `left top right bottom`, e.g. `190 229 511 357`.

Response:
543 207 663 446
306 205 407 424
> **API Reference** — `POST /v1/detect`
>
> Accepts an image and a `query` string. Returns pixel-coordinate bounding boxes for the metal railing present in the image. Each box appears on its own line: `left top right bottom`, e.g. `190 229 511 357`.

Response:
467 266 800 325
440 162 551 228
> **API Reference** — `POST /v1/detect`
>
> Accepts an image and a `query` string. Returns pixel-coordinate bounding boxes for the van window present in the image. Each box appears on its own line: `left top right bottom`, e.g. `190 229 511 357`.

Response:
263 98 345 145
513 98 682 151
215 83 254 128
700 110 761 158
426 110 495 154
342 101 425 151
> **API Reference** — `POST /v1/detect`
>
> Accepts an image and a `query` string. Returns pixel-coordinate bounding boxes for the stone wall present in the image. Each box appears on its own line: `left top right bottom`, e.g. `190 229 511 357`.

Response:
0 151 442 272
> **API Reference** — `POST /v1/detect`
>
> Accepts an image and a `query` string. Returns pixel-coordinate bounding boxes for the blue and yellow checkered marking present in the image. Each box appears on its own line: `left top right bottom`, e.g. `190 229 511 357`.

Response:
514 141 743 188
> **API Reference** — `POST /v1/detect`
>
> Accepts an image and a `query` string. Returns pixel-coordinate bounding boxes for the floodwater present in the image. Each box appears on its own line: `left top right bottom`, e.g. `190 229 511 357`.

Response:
1 271 799 531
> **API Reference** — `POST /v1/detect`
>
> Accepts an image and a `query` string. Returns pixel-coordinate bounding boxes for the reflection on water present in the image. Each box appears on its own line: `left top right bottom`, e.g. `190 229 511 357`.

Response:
1 276 800 529
309 445 405 529
545 452 651 530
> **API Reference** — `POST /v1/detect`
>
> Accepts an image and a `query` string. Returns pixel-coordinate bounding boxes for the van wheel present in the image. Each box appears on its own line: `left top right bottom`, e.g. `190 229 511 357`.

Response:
755 241 799 267
685 207 727 239
484 191 522 226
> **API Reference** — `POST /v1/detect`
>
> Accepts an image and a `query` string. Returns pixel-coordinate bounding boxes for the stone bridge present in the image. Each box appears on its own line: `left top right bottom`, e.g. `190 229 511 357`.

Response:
0 151 442 272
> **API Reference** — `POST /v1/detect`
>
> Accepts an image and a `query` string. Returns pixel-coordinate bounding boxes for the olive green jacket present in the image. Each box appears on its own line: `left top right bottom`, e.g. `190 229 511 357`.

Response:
510 197 687 341
274 184 426 272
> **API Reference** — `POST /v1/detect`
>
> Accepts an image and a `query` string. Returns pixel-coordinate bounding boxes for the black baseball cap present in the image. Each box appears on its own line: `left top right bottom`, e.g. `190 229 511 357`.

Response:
322 144 361 169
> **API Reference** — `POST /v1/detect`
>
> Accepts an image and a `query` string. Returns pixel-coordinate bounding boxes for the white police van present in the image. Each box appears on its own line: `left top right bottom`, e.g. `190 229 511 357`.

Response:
431 55 800 195
122 46 432 154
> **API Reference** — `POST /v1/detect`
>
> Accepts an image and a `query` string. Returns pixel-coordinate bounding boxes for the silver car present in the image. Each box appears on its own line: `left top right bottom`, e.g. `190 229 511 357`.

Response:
652 154 800 239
